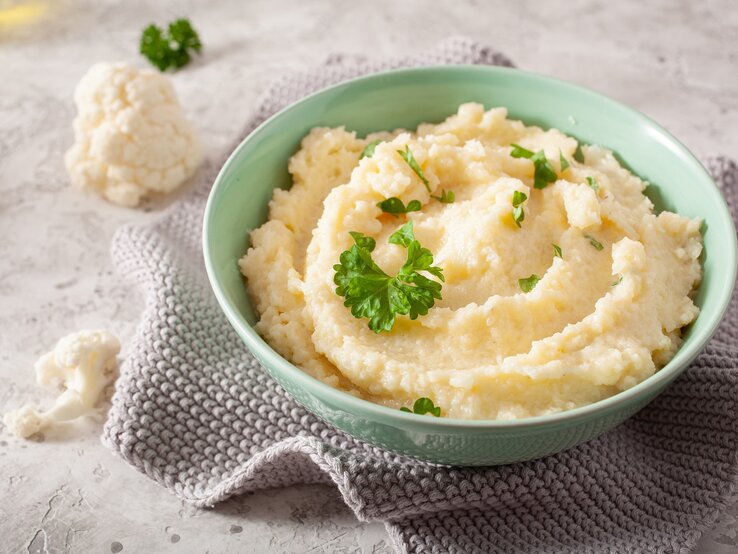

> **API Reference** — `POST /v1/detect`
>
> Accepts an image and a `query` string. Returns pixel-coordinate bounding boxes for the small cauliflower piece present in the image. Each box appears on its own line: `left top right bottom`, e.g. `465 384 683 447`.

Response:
3 405 46 439
65 62 201 207
3 330 120 439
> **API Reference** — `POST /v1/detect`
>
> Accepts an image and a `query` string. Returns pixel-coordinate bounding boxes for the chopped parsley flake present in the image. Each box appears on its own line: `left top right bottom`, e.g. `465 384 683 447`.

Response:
518 274 541 293
360 140 382 159
400 397 442 417
584 234 604 251
552 244 563 259
510 143 535 158
573 143 585 163
512 190 528 227
559 150 570 172
510 144 558 189
377 197 421 216
587 176 600 191
431 189 455 203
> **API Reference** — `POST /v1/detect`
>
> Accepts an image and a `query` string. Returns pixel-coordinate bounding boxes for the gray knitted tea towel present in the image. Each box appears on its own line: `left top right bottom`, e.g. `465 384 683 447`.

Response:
103 37 738 553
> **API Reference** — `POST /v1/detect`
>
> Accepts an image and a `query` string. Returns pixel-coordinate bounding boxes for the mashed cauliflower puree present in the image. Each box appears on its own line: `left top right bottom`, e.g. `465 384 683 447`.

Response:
239 103 702 420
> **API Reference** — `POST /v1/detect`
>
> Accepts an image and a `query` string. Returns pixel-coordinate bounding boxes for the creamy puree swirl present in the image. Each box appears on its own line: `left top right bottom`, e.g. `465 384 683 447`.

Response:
239 103 702 420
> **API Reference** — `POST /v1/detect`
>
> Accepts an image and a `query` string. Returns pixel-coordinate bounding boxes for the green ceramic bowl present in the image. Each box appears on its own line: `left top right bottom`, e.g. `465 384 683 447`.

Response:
203 65 737 466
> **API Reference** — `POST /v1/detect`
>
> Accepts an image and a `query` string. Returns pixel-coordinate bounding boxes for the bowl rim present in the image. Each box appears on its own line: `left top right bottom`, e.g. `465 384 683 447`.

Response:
203 64 737 430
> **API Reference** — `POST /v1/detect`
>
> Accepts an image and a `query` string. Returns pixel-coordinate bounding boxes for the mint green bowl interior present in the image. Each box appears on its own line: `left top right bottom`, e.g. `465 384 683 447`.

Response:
204 65 737 466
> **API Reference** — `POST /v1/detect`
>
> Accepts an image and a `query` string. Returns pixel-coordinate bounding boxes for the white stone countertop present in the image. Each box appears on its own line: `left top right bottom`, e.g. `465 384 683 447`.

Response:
1 0 737 552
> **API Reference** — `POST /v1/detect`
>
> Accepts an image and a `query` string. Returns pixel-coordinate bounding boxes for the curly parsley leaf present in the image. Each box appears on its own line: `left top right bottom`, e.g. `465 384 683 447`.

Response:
509 144 557 189
431 189 455 203
333 221 444 333
360 140 382 160
573 142 585 163
400 397 442 417
518 274 541 293
140 25 168 70
559 150 570 172
140 18 202 72
512 190 527 228
552 243 563 259
397 145 431 192
586 176 600 191
584 234 604 251
377 197 422 216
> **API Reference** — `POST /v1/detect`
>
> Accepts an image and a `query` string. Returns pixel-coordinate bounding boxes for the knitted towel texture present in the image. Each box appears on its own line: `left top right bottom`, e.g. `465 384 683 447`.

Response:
103 38 738 553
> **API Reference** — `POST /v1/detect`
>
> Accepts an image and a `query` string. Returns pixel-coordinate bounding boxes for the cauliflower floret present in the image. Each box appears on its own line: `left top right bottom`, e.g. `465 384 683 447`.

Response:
3 404 46 439
65 62 201 207
3 330 120 438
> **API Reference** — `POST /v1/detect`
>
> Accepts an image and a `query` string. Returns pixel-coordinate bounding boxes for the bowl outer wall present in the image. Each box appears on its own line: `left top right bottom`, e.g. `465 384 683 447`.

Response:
203 65 737 465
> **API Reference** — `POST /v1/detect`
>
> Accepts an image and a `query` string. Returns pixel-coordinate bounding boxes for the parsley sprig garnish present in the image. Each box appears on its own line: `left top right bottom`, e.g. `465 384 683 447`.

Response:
510 144 558 189
333 221 444 333
140 18 202 71
397 145 431 192
400 397 442 417
512 190 527 227
377 197 421 216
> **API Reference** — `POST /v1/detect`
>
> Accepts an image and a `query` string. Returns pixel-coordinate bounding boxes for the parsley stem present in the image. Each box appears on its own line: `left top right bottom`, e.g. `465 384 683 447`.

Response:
397 145 431 193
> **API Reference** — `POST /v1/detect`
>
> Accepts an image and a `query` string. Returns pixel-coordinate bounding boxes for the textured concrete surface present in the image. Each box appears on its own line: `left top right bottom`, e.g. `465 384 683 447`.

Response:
1 0 737 552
